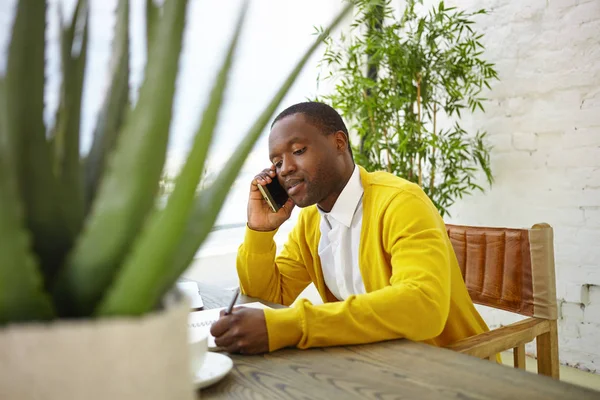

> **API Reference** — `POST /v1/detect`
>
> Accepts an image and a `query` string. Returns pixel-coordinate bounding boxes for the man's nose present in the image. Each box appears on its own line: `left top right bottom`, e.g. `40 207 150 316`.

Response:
279 157 296 176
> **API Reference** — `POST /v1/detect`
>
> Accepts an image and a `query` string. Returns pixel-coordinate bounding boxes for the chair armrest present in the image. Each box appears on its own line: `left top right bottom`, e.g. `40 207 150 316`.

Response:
445 318 550 359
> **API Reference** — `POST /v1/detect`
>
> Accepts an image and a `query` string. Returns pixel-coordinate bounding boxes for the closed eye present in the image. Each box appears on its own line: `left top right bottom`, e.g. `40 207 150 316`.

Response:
293 147 307 156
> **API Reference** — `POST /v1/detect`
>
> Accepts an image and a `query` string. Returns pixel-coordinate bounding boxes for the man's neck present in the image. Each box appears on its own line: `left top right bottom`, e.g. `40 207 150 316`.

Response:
317 163 355 213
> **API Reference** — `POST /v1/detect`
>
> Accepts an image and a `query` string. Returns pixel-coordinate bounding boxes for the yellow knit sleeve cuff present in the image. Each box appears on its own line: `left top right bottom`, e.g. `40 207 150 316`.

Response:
264 306 303 352
244 225 278 254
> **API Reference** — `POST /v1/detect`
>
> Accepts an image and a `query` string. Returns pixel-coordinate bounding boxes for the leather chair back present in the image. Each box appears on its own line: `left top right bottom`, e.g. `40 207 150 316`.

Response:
446 223 557 320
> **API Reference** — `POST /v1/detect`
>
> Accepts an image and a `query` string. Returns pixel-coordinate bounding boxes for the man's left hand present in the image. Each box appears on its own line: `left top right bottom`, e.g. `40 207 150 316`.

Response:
210 307 269 354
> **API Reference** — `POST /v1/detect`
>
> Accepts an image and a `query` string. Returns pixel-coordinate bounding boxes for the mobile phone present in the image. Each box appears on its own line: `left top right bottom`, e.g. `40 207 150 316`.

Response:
257 176 289 213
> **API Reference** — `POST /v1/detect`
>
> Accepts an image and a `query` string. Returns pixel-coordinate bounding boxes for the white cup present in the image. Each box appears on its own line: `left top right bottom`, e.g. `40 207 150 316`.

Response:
189 332 208 375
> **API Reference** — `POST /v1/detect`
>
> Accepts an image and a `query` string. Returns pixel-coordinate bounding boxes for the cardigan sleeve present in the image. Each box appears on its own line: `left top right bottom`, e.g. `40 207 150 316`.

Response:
263 189 452 351
236 214 313 308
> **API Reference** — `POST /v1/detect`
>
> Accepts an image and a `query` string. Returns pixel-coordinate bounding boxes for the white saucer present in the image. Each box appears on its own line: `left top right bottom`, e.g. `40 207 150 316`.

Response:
193 352 234 390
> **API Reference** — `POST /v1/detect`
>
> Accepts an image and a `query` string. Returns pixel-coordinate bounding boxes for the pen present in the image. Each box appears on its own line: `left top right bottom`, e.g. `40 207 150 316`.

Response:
224 287 240 315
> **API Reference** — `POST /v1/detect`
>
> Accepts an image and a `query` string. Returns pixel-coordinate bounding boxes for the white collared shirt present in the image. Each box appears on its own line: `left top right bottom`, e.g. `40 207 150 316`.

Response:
317 165 365 301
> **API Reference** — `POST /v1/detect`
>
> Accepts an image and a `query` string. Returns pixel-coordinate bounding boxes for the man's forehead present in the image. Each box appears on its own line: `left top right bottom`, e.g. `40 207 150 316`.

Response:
268 135 304 159
268 114 324 155
270 114 320 140
269 134 303 144
271 113 308 132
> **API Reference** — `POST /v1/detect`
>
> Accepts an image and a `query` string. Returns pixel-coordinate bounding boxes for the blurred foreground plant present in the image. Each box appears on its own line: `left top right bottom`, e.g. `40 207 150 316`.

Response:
0 0 352 322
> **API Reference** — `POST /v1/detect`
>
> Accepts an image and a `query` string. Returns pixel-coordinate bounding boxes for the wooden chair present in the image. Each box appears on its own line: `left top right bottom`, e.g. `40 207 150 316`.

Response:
444 223 560 379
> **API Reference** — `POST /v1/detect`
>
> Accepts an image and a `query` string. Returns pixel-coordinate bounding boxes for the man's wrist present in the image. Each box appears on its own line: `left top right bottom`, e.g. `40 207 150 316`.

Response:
244 225 278 253
263 306 303 352
247 223 278 232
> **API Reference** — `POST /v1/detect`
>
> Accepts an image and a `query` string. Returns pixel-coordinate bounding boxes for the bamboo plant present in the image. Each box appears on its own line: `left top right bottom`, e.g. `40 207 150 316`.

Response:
0 0 351 323
315 0 498 217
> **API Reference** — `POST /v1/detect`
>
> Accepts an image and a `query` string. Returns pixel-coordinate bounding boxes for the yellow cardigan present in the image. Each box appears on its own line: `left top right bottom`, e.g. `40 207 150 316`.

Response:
237 166 490 352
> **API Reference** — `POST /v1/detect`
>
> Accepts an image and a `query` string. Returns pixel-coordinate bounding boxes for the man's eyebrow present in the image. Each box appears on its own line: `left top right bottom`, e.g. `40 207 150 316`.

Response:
269 136 304 160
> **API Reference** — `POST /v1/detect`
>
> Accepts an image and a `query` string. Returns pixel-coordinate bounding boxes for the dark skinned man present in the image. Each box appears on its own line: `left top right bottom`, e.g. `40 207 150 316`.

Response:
210 102 490 355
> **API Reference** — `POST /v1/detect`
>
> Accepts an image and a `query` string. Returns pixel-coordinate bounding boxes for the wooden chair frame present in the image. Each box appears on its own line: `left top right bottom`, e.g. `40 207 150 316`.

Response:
444 223 560 379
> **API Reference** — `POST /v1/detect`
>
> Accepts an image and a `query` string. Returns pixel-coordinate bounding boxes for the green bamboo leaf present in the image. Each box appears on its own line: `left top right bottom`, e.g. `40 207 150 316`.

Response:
54 0 89 237
0 79 55 324
53 0 189 317
97 2 248 316
84 0 130 213
164 1 354 290
6 0 72 287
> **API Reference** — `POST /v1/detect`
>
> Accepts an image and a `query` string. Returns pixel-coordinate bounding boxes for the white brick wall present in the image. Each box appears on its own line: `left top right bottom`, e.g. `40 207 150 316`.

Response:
442 0 600 373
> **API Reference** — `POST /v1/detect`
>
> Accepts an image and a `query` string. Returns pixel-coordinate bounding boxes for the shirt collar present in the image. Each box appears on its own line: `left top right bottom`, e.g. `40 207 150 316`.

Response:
317 165 363 228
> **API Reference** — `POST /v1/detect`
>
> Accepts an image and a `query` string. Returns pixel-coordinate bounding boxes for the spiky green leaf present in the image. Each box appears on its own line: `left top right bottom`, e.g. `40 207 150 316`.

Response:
53 0 189 316
97 2 248 315
146 0 160 58
6 0 72 287
84 0 130 213
54 0 89 236
0 79 55 323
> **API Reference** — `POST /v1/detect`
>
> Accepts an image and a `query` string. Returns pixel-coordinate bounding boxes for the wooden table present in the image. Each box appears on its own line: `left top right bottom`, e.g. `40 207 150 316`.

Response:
195 282 600 400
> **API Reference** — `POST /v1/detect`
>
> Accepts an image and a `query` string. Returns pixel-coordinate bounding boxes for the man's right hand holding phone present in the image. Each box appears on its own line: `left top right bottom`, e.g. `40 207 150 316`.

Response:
248 165 295 231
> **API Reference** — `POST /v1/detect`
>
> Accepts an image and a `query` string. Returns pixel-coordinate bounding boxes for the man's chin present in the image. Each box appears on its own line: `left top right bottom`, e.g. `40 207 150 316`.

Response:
289 195 316 208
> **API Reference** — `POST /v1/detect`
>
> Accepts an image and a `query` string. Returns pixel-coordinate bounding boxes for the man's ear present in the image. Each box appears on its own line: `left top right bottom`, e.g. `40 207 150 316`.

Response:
333 130 348 153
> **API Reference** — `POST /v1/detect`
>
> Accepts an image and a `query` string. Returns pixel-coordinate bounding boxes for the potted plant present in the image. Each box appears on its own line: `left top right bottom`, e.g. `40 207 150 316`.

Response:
315 0 498 216
0 0 351 398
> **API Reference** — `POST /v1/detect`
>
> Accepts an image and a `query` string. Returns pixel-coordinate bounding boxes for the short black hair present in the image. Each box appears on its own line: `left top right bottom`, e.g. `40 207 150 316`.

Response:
271 101 353 156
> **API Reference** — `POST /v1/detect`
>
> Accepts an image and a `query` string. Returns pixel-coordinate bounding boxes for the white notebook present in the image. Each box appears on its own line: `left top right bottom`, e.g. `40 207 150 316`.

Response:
188 302 271 350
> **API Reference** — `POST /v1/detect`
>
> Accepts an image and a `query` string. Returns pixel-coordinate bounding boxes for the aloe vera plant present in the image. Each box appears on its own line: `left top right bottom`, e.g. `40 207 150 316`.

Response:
0 0 352 322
